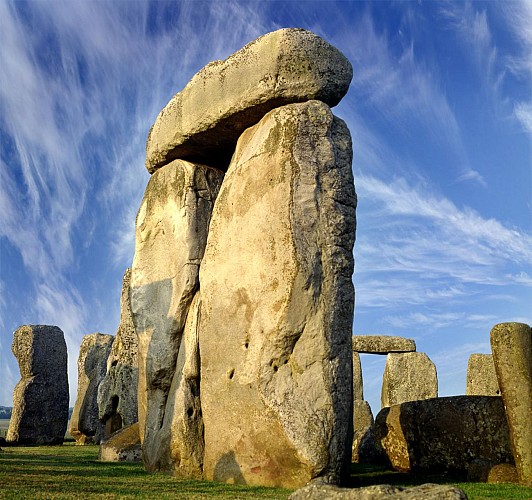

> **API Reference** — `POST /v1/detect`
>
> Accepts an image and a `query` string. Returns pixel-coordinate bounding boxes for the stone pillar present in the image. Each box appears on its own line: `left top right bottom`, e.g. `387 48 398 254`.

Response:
490 322 532 486
466 354 500 396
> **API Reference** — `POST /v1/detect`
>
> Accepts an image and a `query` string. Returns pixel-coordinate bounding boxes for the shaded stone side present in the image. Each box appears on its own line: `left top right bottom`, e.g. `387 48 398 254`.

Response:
98 268 139 437
352 335 416 354
199 100 356 488
466 353 500 396
381 352 437 408
130 159 223 472
70 333 114 444
7 325 69 445
146 28 352 173
490 322 532 486
373 396 514 475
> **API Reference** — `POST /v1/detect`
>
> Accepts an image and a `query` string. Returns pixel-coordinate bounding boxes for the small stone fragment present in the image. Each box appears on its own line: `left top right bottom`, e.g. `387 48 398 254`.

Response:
70 333 114 444
6 325 69 445
381 352 437 408
352 336 416 354
466 354 500 396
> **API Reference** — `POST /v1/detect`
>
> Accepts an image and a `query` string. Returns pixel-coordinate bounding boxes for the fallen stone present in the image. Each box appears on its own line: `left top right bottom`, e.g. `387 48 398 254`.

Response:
289 483 467 499
145 28 352 173
466 354 500 396
490 322 532 486
353 352 363 401
199 100 356 488
352 336 416 354
6 325 69 445
467 458 519 484
374 396 514 475
130 159 223 472
70 333 114 444
98 268 139 437
98 422 142 462
381 352 437 408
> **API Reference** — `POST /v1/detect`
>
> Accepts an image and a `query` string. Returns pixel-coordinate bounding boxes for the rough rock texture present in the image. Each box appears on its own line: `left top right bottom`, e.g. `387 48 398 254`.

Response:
98 268 139 437
353 352 363 401
352 400 376 463
130 159 223 472
6 325 69 445
289 483 467 499
98 423 142 462
373 396 514 475
467 459 519 484
381 352 437 408
466 354 500 396
70 333 114 445
352 336 416 354
490 322 532 486
146 28 352 173
199 100 356 488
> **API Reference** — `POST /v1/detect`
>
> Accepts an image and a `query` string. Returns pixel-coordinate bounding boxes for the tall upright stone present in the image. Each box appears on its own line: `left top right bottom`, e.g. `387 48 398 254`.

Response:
466 354 500 396
381 352 437 408
130 159 223 471
353 352 363 401
490 322 532 486
6 325 69 445
98 268 139 437
199 100 357 487
70 333 114 444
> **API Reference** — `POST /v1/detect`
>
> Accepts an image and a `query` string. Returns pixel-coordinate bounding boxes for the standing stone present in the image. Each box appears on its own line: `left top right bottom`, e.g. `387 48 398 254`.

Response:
353 352 363 401
199 100 357 487
130 159 223 471
146 28 353 173
352 335 416 354
70 333 114 444
381 352 437 408
466 354 500 396
490 322 532 486
373 396 514 475
6 325 69 445
98 268 139 437
351 400 374 463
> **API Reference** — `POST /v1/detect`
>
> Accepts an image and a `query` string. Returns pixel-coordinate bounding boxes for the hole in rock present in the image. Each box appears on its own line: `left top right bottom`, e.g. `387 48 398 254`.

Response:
228 368 235 380
187 407 194 418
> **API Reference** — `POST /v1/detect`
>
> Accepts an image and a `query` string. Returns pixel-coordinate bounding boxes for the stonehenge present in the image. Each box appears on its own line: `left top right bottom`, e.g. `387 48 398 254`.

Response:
466 354 499 396
6 325 69 445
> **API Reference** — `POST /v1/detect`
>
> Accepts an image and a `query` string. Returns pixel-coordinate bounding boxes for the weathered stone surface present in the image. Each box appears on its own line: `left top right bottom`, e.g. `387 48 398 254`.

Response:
373 396 514 475
146 28 353 173
6 325 69 445
466 354 500 396
467 459 519 484
199 100 356 488
98 422 142 462
130 159 223 472
353 352 363 401
381 352 437 408
70 333 113 445
289 483 467 499
352 400 375 463
98 268 139 437
490 322 532 486
352 336 416 354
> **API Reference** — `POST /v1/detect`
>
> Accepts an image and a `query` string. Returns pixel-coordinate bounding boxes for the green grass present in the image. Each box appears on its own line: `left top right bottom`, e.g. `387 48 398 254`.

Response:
0 446 531 499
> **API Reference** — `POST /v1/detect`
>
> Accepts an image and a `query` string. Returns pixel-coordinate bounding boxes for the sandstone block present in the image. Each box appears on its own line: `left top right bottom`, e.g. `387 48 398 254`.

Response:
353 352 363 401
130 159 223 472
6 325 69 445
70 333 113 444
373 396 514 475
98 268 139 437
490 322 532 486
199 100 357 487
467 459 519 483
381 352 437 408
146 28 352 173
289 483 467 499
466 353 500 396
98 422 142 462
352 400 374 463
352 335 416 354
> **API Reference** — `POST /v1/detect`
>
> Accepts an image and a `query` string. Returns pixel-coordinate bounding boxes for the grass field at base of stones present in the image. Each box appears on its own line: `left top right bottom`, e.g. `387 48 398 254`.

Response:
0 444 531 499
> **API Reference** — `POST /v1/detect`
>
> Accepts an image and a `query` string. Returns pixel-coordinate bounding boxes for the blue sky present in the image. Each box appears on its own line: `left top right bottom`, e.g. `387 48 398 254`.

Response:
0 1 530 415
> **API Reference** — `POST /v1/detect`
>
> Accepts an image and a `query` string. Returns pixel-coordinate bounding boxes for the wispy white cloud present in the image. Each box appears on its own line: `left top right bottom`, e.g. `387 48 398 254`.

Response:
514 101 532 137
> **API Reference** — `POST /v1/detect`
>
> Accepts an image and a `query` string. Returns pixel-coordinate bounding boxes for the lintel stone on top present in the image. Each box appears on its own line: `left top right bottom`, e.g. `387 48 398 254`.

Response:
145 28 353 173
352 335 416 354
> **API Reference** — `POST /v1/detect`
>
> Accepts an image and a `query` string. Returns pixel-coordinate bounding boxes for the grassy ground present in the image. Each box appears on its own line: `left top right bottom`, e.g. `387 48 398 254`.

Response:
0 445 531 499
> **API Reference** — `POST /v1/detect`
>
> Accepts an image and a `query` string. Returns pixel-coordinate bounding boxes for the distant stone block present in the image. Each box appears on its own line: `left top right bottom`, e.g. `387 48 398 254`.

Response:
7 325 69 445
99 422 142 462
381 352 437 408
353 352 363 401
352 335 416 354
466 353 500 396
